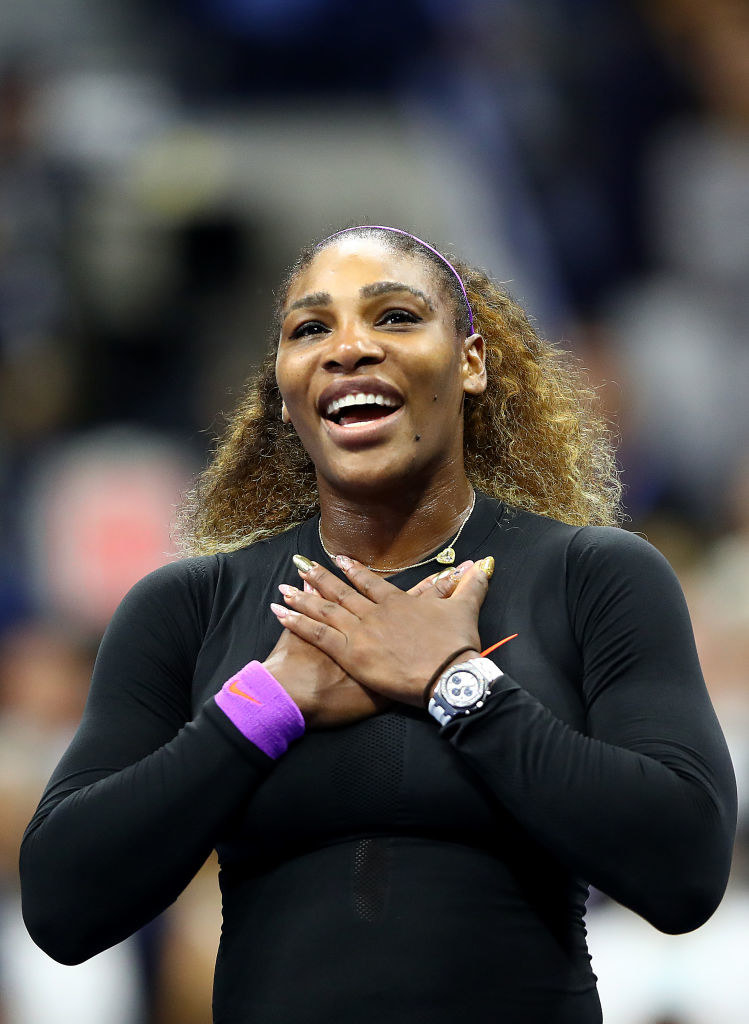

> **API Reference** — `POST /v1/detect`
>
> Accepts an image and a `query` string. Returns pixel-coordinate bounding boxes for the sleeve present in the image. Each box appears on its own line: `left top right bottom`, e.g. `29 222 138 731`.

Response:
19 560 275 966
442 527 737 934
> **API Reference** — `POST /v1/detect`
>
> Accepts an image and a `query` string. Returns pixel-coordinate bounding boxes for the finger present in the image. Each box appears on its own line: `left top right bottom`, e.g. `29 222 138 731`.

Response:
449 556 494 611
334 555 404 603
407 561 473 598
430 560 474 598
292 556 371 616
407 572 442 597
278 584 359 632
270 603 348 662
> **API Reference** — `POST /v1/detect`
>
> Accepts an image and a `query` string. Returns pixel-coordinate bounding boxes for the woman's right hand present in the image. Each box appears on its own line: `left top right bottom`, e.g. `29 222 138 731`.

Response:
263 562 472 729
263 626 386 729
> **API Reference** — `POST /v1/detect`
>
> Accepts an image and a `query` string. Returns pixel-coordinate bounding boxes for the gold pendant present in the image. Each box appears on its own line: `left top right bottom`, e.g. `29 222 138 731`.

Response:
435 547 456 565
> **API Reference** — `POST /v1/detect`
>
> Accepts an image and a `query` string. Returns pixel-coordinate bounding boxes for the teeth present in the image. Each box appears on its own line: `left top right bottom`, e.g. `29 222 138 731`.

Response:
324 393 400 417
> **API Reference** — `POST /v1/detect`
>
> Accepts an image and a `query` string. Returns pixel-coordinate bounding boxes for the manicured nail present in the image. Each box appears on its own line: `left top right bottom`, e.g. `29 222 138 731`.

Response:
270 602 297 619
476 556 494 579
292 554 316 573
303 580 316 594
335 554 354 571
434 561 471 584
278 584 298 597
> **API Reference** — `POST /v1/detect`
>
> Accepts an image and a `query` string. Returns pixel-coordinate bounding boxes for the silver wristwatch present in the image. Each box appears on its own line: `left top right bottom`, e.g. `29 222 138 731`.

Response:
428 657 503 726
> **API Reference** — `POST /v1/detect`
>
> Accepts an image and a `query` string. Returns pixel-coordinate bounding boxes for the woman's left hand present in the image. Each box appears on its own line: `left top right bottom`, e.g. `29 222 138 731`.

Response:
270 556 493 706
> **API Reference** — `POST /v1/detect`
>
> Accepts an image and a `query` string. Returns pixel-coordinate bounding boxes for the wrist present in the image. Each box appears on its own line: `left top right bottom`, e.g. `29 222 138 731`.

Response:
215 661 305 759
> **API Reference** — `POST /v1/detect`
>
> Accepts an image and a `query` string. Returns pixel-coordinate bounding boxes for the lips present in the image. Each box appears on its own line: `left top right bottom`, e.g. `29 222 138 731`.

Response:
318 379 404 427
315 377 405 446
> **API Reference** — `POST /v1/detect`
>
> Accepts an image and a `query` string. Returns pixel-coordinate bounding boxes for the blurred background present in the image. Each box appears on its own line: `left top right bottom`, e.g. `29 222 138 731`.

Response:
1 0 748 1020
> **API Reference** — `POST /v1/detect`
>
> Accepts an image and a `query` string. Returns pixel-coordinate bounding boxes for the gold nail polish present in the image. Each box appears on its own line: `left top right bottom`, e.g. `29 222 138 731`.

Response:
476 556 495 579
292 554 316 573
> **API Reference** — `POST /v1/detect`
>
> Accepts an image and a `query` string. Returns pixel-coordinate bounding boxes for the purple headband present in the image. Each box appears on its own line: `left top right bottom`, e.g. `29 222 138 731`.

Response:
319 225 474 334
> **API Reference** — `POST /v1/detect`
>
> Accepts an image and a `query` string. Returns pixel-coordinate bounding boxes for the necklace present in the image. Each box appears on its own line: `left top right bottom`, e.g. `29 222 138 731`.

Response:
317 489 476 574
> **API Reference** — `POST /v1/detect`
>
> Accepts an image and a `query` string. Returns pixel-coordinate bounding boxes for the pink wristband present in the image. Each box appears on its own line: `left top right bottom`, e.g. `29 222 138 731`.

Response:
214 661 305 759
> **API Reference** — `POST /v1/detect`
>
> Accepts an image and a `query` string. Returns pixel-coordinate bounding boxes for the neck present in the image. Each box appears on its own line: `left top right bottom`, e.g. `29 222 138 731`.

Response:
317 467 474 572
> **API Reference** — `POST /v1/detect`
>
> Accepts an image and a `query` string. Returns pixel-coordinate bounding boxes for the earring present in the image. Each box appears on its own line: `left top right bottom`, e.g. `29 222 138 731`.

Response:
281 401 291 424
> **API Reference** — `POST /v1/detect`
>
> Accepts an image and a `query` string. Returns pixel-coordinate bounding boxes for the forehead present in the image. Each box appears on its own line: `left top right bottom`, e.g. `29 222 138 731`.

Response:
287 235 441 305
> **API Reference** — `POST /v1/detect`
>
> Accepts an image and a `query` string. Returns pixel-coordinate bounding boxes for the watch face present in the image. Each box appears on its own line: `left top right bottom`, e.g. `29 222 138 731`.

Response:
444 669 484 708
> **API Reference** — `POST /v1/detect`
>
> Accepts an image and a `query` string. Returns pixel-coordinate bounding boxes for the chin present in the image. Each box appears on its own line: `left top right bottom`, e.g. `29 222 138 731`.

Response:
317 448 438 499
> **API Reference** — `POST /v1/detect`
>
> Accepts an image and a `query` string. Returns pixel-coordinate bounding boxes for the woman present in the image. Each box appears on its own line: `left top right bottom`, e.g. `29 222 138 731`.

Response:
21 225 736 1023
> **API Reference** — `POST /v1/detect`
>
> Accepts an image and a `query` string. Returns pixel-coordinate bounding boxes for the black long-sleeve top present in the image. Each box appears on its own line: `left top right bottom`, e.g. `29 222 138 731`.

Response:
20 494 737 1024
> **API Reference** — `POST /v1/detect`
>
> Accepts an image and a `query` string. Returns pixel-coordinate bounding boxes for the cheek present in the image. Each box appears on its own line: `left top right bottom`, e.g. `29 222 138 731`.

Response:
416 353 464 408
275 352 306 409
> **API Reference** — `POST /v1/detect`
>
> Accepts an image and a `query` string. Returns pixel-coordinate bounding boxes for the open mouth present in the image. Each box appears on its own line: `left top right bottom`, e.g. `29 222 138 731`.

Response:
323 392 403 427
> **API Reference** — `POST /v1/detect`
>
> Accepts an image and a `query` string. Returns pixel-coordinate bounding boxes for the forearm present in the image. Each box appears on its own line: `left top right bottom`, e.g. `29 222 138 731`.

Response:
444 676 736 933
20 704 272 965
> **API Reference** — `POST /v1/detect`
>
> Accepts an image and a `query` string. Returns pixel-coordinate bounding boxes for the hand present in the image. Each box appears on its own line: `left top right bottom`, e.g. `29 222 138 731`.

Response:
270 556 493 706
264 563 475 727
263 627 386 729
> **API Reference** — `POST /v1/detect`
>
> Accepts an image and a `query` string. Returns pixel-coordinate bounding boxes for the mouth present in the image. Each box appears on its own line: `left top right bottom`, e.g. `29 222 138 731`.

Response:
323 391 403 427
316 383 406 449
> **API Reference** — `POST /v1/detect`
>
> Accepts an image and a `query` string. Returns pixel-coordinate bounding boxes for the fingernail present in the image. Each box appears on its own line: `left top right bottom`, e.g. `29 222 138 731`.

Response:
270 602 297 618
335 554 354 571
450 561 472 580
292 554 316 573
278 584 298 597
433 568 453 581
476 556 495 579
303 580 315 594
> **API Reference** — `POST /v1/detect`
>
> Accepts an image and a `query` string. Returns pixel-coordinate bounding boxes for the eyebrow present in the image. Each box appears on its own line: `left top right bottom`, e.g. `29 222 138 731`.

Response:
282 281 435 319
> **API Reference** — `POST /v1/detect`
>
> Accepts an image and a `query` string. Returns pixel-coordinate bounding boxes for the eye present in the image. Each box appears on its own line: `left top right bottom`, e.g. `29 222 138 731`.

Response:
289 319 329 340
377 309 421 327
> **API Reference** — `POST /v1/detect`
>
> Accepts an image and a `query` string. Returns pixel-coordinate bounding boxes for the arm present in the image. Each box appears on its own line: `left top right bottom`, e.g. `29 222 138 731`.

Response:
19 561 277 965
444 528 737 933
268 539 736 933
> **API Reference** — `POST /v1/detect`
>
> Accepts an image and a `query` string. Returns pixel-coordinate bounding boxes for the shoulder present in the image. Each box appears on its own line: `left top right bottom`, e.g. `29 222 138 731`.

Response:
567 524 677 584
123 554 220 605
106 556 222 643
564 525 690 643
491 501 583 557
498 503 673 579
492 505 683 612
127 524 303 602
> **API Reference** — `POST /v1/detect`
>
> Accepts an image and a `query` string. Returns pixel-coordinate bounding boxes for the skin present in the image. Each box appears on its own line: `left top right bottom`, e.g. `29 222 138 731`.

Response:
265 235 493 725
264 561 477 728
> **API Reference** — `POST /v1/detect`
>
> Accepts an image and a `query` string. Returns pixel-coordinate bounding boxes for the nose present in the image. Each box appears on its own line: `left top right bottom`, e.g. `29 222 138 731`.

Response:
322 323 385 372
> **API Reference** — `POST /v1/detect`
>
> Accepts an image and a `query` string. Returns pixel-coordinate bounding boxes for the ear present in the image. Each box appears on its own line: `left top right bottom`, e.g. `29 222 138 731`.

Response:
461 333 488 396
281 400 291 424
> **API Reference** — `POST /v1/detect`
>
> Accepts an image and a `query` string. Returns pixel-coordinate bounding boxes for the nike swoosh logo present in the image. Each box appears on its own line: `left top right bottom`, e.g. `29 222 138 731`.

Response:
228 678 263 705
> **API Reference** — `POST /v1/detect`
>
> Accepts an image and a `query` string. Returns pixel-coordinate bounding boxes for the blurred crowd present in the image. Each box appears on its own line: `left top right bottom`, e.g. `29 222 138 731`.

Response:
1 1 748 1021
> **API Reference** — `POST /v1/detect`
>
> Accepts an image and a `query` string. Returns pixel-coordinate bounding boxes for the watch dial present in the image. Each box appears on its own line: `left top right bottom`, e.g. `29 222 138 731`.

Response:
446 670 482 708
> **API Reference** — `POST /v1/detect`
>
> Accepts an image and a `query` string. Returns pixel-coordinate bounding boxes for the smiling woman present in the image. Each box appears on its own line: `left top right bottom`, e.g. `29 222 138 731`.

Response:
20 225 736 1024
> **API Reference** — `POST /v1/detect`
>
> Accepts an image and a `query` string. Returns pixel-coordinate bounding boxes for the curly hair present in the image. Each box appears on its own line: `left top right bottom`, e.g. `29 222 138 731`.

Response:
175 227 621 556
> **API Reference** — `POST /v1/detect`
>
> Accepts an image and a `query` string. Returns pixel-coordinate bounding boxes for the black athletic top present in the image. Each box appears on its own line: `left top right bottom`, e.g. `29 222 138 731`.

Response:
20 493 737 1024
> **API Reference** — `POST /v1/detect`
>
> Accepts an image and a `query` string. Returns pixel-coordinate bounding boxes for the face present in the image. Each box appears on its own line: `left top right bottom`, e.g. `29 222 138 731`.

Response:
275 236 486 496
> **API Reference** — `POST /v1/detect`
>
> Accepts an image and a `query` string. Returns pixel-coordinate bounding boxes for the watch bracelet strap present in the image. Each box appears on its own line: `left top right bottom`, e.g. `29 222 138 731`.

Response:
428 698 456 727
